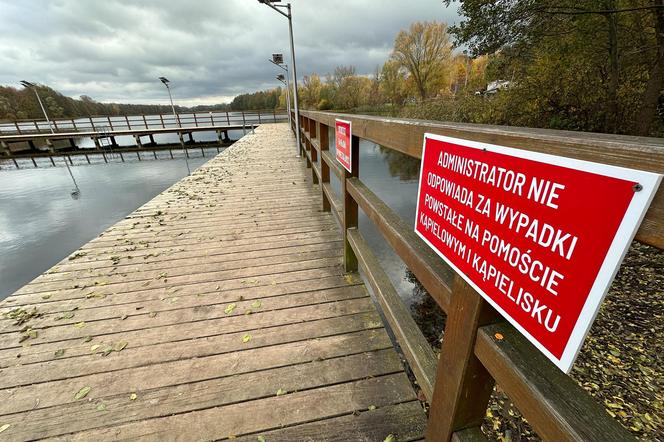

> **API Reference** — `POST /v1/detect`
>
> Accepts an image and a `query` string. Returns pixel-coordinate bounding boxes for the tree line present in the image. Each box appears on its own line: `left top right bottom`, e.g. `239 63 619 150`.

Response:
0 85 187 121
2 1 661 137
255 1 664 137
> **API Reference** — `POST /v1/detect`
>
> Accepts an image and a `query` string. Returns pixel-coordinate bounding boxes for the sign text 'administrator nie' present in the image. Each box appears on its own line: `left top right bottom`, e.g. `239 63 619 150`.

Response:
414 133 661 372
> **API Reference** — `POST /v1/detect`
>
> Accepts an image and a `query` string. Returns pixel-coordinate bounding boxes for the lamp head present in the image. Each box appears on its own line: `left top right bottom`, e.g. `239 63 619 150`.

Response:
20 80 35 88
272 53 284 64
277 74 285 81
158 77 170 85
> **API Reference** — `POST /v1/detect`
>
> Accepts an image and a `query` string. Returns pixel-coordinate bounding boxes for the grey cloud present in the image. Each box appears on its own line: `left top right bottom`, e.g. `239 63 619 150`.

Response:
0 0 460 105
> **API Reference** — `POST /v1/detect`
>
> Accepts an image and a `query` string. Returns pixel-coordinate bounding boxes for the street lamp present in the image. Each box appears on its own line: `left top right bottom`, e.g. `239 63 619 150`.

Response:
21 80 80 196
257 0 301 157
269 53 291 128
158 77 190 175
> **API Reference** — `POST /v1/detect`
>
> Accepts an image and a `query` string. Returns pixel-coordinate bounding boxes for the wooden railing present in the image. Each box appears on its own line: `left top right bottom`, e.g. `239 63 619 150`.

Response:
0 110 287 135
293 110 664 441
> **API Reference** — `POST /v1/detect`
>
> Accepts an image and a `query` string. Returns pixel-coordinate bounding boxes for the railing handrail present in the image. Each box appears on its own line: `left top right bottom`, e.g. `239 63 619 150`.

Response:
294 109 658 441
0 109 288 126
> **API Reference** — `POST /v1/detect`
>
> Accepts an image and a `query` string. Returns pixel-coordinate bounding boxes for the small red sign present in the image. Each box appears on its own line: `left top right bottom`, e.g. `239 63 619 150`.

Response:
335 119 352 173
415 134 661 372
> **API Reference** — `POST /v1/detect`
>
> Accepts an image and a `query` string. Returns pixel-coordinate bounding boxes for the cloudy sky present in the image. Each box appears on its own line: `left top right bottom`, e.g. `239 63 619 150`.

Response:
0 0 460 106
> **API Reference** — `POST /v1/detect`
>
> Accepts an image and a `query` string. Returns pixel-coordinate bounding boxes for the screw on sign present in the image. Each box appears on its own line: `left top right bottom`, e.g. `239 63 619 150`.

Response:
414 133 661 372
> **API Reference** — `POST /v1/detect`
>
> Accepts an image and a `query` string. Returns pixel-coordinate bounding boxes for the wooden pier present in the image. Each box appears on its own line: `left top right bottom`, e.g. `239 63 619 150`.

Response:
0 124 426 441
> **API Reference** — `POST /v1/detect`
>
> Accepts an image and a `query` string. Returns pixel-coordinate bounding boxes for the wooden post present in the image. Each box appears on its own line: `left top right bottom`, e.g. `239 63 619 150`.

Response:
89 117 96 131
137 151 141 161
93 137 101 150
125 115 131 129
107 116 114 130
159 114 165 128
342 135 360 272
119 151 124 162
310 118 319 185
69 138 77 149
71 119 78 131
33 121 39 133
31 157 37 167
134 135 142 148
153 150 158 160
303 117 311 169
210 113 214 125
257 110 262 124
200 146 205 156
102 151 107 163
188 132 194 143
50 156 56 166
14 121 22 134
426 276 498 441
67 155 73 166
149 134 155 145
226 111 230 125
169 149 174 159
143 114 148 128
52 119 59 132
193 113 198 127
242 112 246 128
273 109 277 122
84 153 90 164
319 122 331 212
12 157 19 169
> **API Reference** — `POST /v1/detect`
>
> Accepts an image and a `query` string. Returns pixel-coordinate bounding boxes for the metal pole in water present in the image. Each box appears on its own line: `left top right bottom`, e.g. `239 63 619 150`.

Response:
21 80 80 196
159 77 190 176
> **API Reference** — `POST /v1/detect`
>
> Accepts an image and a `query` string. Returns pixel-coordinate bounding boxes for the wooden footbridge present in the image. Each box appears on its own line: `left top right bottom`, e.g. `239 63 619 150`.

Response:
0 114 662 440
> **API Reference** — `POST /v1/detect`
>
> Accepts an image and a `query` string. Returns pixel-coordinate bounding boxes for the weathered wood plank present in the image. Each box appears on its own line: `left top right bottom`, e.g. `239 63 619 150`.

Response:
0 123 423 441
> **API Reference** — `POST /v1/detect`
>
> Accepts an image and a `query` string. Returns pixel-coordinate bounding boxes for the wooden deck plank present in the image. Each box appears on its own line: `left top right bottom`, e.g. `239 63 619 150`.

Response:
0 124 425 440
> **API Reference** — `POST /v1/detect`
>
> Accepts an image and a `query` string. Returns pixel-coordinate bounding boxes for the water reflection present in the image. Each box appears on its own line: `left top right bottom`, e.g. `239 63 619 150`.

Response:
0 150 217 299
326 126 446 341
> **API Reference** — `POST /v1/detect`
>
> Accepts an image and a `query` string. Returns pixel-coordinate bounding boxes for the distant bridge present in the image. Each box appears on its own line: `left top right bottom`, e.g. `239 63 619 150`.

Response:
0 110 287 156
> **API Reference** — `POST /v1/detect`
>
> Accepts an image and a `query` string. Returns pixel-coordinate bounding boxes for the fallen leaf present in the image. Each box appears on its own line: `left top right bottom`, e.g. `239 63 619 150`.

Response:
242 334 251 343
83 336 92 343
494 333 504 341
90 344 101 352
74 386 91 400
74 322 86 329
96 403 106 411
224 303 237 315
250 300 262 309
257 436 266 442
54 349 65 358
148 312 158 318
130 393 137 401
368 405 377 411
383 435 396 442
0 424 10 434
120 315 128 320
114 341 128 352
276 388 286 396
42 295 52 300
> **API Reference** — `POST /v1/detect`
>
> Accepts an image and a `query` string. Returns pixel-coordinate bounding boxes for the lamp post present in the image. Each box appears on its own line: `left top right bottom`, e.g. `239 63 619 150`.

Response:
257 0 301 157
21 80 80 196
269 54 291 128
159 77 190 175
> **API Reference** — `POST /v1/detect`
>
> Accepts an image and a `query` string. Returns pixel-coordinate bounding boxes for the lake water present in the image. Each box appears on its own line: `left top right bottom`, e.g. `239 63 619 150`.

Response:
0 148 217 298
0 127 431 330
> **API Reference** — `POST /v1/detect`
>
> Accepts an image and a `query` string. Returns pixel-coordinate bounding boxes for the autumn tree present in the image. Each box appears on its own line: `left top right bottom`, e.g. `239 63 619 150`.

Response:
391 21 453 100
379 60 408 106
447 0 664 135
